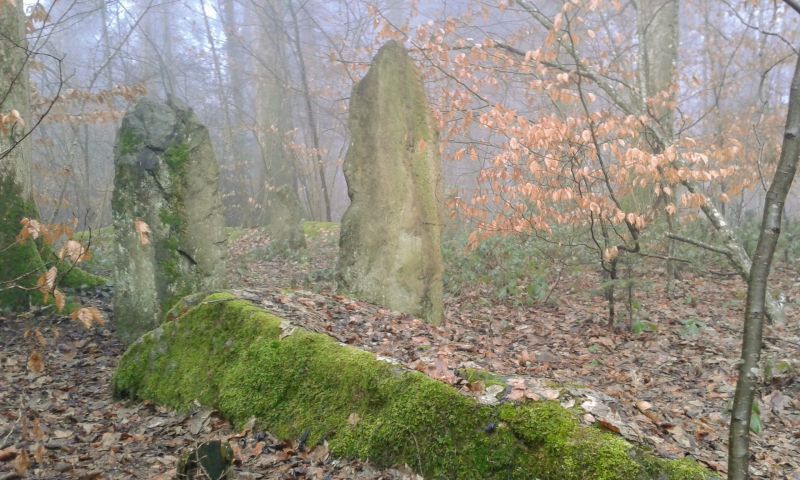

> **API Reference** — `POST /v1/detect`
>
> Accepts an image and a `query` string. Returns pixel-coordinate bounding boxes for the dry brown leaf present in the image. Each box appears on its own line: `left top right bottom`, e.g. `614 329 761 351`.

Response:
17 217 42 242
58 239 91 263
35 266 57 295
71 307 105 329
46 266 57 290
0 446 18 462
54 289 66 312
27 350 44 374
32 419 44 441
33 329 46 347
347 412 361 426
14 449 29 475
33 444 45 464
507 378 527 402
53 430 73 439
134 219 151 246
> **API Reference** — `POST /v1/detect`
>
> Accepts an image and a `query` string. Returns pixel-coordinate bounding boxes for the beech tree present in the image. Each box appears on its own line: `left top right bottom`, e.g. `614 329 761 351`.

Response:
0 0 43 310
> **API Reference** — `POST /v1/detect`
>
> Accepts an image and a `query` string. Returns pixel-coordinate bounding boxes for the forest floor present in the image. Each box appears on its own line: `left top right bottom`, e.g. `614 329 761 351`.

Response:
1 225 799 479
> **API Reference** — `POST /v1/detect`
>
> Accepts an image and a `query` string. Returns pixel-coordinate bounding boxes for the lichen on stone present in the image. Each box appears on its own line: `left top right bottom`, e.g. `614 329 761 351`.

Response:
111 97 227 344
337 41 444 324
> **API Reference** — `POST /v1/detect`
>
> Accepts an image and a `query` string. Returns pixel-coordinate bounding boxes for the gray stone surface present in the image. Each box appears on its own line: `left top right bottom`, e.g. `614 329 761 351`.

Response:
337 41 444 324
112 97 226 343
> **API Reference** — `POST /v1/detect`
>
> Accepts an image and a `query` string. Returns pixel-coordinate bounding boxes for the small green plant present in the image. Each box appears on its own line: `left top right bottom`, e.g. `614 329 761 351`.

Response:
679 317 705 338
631 320 657 334
750 402 762 434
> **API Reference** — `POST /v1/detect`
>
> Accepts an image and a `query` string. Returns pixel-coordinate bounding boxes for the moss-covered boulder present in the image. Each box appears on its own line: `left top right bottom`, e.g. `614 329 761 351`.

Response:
111 97 226 343
114 293 715 480
337 41 444 324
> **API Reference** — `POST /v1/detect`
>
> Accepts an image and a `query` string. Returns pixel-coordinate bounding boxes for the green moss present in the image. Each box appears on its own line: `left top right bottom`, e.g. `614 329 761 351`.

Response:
0 169 45 311
59 264 108 288
302 221 339 239
165 143 190 173
500 402 643 479
118 128 143 156
224 227 251 242
459 367 507 389
114 294 716 480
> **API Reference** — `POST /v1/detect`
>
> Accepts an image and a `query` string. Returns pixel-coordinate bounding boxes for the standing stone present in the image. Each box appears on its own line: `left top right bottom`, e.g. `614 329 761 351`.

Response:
112 97 226 343
337 41 444 324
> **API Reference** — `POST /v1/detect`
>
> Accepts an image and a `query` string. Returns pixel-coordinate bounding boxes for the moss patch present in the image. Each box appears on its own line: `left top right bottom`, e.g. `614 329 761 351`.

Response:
302 221 339 239
59 263 108 289
0 169 44 311
114 293 715 480
458 367 508 389
118 128 143 156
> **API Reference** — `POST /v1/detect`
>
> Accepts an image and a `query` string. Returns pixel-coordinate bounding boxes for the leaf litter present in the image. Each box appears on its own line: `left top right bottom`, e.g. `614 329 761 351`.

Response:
1 227 798 478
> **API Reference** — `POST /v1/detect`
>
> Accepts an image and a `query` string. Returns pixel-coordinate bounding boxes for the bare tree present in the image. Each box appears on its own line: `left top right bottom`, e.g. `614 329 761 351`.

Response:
728 45 800 480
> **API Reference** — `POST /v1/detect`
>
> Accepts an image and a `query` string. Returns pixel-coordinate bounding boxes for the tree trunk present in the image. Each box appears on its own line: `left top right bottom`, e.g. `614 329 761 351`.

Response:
0 0 44 310
253 0 306 249
288 2 332 221
636 0 679 294
728 51 800 480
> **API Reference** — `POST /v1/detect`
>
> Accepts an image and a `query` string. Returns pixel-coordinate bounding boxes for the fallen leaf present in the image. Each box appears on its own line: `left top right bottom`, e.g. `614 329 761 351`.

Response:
134 219 151 246
54 289 66 312
33 444 45 464
71 307 105 328
598 419 621 433
348 412 361 426
0 447 18 462
14 450 29 475
27 350 44 374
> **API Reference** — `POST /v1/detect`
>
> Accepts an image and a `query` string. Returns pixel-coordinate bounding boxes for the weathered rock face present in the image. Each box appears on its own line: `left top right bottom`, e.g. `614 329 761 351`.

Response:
337 41 444 324
112 97 226 343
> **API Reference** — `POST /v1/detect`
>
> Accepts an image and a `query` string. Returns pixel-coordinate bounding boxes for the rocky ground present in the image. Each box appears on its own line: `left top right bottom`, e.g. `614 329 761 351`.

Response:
1 225 799 479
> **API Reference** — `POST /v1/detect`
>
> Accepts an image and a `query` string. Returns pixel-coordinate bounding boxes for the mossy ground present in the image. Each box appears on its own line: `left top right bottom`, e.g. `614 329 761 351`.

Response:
114 293 714 480
302 221 339 239
458 367 508 389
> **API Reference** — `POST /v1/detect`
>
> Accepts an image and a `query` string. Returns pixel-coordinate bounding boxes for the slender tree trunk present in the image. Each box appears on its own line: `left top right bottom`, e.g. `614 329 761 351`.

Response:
200 0 240 223
288 2 331 221
219 0 257 225
636 0 679 294
728 51 800 480
253 0 306 248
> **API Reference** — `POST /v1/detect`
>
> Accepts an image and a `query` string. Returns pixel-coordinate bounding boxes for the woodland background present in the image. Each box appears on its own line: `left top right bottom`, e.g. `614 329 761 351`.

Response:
1 0 800 478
